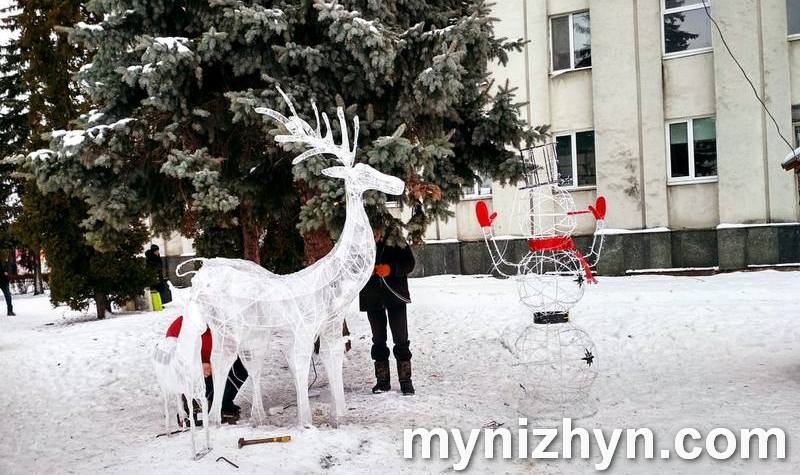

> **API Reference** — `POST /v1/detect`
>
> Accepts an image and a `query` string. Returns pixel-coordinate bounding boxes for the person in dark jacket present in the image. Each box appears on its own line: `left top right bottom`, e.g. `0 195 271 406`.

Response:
145 244 168 304
359 229 416 395
0 267 14 316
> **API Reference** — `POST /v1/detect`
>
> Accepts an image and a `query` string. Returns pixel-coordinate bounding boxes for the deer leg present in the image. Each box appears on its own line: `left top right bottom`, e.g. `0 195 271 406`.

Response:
239 346 267 425
200 394 211 449
209 348 236 427
287 336 315 428
186 390 197 457
162 390 171 435
319 319 346 427
176 394 186 427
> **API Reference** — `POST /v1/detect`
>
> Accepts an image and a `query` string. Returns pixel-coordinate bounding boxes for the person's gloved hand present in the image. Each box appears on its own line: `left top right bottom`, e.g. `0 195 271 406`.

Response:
202 362 212 378
374 264 391 278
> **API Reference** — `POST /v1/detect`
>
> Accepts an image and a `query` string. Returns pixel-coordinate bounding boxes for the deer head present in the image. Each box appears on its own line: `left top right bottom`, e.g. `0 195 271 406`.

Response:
255 87 404 196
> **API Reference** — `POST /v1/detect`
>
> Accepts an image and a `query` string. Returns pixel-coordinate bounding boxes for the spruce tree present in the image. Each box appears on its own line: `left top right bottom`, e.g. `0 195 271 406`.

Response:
21 0 545 266
1 2 33 288
5 0 152 317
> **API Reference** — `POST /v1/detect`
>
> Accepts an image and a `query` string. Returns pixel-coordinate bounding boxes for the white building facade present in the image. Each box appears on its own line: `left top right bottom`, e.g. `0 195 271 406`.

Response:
409 0 800 275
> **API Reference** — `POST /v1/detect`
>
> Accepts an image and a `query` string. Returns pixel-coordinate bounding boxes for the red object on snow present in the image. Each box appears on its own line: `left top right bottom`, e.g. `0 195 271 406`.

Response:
527 236 597 284
166 316 212 363
475 201 497 227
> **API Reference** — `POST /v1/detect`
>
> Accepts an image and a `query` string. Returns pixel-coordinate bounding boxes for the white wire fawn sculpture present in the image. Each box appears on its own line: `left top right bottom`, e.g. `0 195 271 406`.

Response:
164 88 404 442
153 331 211 458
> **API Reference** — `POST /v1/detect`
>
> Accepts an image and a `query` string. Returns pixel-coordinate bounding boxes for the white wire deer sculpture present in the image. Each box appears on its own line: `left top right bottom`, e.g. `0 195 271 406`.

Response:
158 87 404 451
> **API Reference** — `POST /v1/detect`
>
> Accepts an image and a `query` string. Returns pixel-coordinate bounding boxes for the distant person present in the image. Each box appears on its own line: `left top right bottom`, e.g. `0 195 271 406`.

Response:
145 244 169 304
0 266 14 316
359 228 416 395
166 316 248 423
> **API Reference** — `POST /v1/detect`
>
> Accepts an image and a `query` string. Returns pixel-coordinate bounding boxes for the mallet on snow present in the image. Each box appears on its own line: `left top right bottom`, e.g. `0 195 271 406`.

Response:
237 435 291 448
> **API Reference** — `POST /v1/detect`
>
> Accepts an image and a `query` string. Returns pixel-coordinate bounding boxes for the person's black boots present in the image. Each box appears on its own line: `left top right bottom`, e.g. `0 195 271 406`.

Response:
372 360 391 393
397 360 415 396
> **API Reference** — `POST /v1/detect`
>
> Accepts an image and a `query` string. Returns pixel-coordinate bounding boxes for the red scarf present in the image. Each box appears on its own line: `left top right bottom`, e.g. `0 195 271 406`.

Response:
527 236 596 284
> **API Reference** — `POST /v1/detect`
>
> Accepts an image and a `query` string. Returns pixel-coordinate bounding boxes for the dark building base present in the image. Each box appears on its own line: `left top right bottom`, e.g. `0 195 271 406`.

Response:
408 224 800 278
160 225 800 285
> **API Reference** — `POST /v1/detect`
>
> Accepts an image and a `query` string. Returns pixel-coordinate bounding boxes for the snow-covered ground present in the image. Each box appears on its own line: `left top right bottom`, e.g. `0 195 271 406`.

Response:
1 271 798 474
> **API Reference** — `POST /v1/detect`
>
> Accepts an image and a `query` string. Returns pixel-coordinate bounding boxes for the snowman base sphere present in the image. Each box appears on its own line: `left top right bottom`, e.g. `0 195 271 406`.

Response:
503 317 598 409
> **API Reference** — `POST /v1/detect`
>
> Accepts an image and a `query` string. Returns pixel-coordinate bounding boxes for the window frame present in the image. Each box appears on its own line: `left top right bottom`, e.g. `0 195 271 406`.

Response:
661 0 714 59
461 175 493 200
789 0 800 39
665 115 719 185
554 129 597 190
549 11 592 74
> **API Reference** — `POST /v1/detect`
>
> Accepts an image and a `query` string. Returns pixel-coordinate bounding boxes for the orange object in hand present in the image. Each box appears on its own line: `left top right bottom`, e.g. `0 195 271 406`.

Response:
374 264 391 277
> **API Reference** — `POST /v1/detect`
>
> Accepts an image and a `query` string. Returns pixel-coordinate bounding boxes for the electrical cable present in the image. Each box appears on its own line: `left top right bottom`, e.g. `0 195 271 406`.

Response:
701 1 798 159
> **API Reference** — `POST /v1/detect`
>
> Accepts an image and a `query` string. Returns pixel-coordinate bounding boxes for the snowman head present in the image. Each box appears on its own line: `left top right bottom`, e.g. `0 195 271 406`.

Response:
513 185 577 238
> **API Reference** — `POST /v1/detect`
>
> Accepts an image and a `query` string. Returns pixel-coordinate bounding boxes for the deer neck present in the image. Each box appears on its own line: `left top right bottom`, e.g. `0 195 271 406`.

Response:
326 187 375 293
338 188 374 261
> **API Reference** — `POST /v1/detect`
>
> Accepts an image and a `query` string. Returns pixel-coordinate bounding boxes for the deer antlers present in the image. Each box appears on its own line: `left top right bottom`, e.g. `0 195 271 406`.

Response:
255 87 359 167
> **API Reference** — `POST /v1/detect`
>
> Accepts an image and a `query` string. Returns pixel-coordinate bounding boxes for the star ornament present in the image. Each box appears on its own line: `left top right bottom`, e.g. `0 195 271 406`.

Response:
581 348 595 367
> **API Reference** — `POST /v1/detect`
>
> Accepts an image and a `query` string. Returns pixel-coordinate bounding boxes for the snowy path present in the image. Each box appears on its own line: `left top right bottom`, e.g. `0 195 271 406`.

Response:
0 271 798 474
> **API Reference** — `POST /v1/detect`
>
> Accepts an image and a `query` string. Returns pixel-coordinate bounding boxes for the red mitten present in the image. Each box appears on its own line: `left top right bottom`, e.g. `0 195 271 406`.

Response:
475 201 497 227
374 264 391 278
588 196 607 220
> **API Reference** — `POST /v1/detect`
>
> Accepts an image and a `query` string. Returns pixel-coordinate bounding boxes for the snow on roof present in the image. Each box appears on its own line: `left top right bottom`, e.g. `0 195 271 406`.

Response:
782 147 800 170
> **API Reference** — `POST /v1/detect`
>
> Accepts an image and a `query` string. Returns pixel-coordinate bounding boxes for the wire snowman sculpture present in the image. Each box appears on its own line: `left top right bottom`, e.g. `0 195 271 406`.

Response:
152 87 404 458
475 142 607 412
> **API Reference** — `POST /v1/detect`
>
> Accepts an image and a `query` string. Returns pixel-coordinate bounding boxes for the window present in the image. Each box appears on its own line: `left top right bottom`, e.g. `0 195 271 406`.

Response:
462 175 492 198
789 0 800 36
662 0 712 56
667 117 717 182
555 130 596 187
550 11 591 72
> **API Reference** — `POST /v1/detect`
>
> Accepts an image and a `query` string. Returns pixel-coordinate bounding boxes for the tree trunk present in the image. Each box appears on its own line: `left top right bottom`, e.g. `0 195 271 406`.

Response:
32 250 44 295
95 292 108 320
296 181 334 265
302 226 334 265
241 200 262 264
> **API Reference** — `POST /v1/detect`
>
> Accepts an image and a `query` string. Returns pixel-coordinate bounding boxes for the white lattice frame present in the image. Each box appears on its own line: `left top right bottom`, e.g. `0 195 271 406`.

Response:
154 89 405 450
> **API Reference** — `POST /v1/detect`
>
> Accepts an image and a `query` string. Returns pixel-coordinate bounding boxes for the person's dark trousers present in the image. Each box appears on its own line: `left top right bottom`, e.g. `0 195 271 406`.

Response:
203 357 249 412
1 283 12 315
367 305 412 361
154 280 171 304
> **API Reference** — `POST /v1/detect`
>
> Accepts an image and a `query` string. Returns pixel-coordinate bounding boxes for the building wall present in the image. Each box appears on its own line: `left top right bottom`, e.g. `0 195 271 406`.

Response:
436 0 800 245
